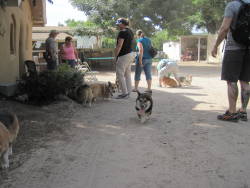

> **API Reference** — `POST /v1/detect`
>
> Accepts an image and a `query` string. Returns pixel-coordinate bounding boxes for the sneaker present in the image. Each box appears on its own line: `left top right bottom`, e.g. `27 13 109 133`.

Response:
132 89 138 92
217 110 239 122
238 110 248 121
116 93 129 99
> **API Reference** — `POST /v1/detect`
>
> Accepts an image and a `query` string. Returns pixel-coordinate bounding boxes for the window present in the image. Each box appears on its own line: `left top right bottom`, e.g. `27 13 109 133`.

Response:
10 15 16 54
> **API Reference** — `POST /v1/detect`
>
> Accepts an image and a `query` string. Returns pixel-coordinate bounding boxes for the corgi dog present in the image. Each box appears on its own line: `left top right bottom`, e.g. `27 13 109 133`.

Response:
89 81 115 100
179 75 192 86
162 77 178 87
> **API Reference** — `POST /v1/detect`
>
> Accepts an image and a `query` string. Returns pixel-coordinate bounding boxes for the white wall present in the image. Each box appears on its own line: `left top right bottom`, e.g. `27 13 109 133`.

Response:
76 36 101 49
163 42 180 60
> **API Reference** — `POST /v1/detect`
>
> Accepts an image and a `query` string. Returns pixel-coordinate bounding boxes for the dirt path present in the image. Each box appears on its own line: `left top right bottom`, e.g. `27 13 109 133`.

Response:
1 63 250 188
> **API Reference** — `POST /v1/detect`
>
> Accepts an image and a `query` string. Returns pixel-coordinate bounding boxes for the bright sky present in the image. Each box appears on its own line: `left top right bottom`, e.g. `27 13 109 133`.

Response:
46 0 87 26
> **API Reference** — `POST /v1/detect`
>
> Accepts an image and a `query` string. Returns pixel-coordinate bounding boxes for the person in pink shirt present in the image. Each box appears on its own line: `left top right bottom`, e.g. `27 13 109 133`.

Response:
59 36 79 68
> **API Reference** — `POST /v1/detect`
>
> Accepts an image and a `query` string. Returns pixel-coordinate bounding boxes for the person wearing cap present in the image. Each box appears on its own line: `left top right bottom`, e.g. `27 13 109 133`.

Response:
45 30 59 70
133 30 153 93
115 18 134 99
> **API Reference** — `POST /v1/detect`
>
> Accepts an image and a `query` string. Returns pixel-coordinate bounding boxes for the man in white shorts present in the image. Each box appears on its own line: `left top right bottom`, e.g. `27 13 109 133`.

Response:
157 59 181 87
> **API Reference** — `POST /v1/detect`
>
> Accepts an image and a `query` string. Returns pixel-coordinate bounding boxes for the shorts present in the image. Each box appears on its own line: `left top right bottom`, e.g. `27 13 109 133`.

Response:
62 59 77 68
134 59 152 81
158 64 179 79
222 50 250 82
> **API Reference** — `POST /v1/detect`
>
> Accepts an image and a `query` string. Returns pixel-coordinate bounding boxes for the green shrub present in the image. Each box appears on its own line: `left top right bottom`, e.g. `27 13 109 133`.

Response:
19 64 85 105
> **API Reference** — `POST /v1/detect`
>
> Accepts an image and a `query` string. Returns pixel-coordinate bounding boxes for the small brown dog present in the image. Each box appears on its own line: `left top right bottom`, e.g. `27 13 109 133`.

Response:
162 77 178 87
0 112 19 169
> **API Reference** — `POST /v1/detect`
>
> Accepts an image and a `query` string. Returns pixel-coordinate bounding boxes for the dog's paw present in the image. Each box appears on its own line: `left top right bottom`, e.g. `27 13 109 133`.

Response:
140 117 146 124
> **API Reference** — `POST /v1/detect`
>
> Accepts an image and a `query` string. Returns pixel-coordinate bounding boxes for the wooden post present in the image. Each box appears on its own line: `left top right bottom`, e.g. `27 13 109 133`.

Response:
198 37 201 63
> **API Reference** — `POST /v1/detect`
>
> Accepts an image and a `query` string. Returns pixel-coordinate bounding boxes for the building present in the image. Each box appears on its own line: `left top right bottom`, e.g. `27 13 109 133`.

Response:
163 34 223 63
0 0 46 96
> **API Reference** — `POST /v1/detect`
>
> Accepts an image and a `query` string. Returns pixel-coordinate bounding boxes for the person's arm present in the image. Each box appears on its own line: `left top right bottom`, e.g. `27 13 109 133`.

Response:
115 38 124 58
73 46 79 60
212 17 232 57
137 42 143 66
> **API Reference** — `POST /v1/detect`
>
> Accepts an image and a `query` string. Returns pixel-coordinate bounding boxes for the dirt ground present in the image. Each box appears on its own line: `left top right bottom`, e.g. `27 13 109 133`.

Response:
0 62 250 188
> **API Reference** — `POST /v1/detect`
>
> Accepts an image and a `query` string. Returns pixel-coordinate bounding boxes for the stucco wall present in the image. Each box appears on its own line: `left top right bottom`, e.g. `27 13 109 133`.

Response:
0 0 32 85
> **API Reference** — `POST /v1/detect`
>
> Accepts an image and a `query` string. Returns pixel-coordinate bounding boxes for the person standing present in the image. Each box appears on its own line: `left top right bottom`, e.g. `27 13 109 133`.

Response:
212 0 250 122
59 36 79 68
115 18 134 99
45 30 59 70
133 30 153 93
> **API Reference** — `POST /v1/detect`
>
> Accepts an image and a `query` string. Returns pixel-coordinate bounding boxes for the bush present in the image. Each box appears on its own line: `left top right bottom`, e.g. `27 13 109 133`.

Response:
19 64 85 105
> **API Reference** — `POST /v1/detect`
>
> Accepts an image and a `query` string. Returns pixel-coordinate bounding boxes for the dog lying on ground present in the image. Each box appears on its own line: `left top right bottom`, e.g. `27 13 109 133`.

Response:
179 75 192 86
0 112 19 169
135 91 153 123
162 77 178 87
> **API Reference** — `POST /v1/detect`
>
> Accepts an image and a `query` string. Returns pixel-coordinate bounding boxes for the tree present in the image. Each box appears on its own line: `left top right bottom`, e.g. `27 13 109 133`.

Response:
188 0 229 33
151 30 178 50
69 0 193 37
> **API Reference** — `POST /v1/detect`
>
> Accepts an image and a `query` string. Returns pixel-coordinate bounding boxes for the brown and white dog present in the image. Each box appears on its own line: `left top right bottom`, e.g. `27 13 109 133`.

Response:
0 112 19 169
179 75 192 86
75 82 116 106
90 81 116 100
162 77 178 87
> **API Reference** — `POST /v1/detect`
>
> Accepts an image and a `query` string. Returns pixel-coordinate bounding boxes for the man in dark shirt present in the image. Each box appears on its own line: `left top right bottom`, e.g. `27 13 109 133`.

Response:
115 18 134 99
45 30 59 70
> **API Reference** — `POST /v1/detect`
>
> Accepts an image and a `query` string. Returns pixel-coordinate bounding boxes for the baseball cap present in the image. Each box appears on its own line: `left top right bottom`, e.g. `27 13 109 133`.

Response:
116 18 129 26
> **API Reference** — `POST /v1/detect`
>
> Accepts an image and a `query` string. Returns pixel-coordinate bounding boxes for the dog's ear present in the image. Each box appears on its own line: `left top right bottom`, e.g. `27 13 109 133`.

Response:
137 90 141 96
108 81 112 86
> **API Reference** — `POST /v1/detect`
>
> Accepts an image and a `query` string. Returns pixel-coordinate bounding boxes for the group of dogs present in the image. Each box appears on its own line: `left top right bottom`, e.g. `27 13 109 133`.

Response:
0 75 192 169
162 75 193 87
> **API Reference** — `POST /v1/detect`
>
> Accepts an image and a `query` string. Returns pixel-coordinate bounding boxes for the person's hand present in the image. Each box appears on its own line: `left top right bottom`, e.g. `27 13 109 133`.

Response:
212 46 218 57
140 63 143 68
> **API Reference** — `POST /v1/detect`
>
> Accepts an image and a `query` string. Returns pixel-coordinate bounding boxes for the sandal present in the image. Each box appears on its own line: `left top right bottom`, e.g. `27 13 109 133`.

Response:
238 110 248 121
217 110 239 122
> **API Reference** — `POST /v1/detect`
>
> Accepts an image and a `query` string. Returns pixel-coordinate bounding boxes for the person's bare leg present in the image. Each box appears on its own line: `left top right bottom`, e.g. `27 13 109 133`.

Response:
147 80 152 90
227 81 238 113
159 78 162 87
134 80 140 91
239 81 250 112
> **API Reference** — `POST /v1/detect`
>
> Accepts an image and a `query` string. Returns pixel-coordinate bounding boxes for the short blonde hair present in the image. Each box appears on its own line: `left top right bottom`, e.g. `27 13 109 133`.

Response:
136 30 144 37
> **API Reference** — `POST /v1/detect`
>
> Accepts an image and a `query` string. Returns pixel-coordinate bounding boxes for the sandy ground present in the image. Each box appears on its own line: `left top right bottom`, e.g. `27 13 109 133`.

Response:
0 62 250 188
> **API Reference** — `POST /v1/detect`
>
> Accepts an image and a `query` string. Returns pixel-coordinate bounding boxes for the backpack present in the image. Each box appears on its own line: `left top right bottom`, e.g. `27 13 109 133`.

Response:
231 0 250 46
149 46 158 58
